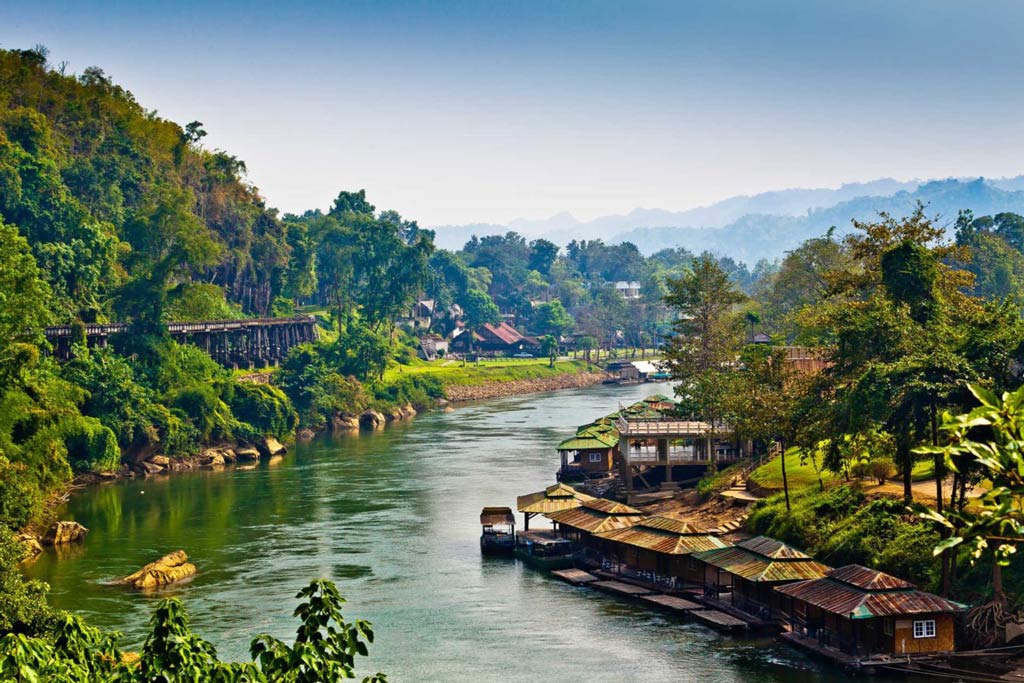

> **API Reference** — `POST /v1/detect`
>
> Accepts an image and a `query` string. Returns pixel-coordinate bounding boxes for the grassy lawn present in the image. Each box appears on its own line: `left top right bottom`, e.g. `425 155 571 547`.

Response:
383 357 596 386
750 449 939 492
749 449 839 491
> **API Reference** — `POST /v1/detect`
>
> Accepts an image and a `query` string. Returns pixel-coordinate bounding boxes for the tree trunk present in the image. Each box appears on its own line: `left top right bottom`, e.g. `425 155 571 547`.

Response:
781 441 791 512
993 560 1007 606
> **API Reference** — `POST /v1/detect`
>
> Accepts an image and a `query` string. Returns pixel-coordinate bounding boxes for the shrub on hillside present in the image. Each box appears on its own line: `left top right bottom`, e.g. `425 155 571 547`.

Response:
372 376 444 411
60 415 119 473
228 382 298 438
748 483 941 590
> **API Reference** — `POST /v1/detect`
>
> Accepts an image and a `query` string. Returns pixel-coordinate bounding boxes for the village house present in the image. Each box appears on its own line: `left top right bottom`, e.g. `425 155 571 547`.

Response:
545 498 645 547
691 536 831 619
516 483 596 530
556 423 620 479
449 322 538 356
612 281 642 299
775 565 965 658
417 334 449 361
593 517 728 586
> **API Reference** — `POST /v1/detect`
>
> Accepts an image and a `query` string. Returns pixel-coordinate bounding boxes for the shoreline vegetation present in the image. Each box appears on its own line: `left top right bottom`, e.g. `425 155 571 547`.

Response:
59 359 612 491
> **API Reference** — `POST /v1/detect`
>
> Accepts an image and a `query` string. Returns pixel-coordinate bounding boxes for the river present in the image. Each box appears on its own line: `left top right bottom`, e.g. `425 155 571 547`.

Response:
27 382 868 681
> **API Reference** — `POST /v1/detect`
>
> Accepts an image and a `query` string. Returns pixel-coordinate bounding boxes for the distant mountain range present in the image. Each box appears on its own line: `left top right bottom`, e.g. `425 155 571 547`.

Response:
431 176 1024 263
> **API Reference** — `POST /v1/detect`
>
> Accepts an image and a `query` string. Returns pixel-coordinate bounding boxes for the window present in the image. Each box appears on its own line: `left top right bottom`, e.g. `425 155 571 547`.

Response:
883 619 893 636
588 452 603 463
913 620 936 638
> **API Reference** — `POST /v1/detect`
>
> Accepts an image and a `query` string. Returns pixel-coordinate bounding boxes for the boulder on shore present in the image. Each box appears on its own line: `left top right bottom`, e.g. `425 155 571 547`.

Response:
198 449 225 467
148 455 171 467
297 428 316 441
15 533 43 561
257 436 286 457
235 447 260 462
141 461 165 475
359 410 386 429
43 521 89 546
117 550 196 590
221 448 237 463
331 415 359 432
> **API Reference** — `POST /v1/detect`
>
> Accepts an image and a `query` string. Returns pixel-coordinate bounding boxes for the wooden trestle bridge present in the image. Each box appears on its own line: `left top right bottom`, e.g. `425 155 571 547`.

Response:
44 316 319 368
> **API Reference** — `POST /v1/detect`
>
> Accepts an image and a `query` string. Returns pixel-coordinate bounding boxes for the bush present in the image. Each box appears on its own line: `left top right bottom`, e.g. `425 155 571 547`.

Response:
60 415 120 473
167 384 237 442
0 460 42 532
748 483 940 590
696 461 747 498
228 382 298 438
867 457 895 484
371 375 444 411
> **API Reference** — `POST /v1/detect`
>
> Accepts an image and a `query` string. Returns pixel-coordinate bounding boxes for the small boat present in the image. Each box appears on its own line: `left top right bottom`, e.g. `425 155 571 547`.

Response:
514 530 577 570
480 507 516 555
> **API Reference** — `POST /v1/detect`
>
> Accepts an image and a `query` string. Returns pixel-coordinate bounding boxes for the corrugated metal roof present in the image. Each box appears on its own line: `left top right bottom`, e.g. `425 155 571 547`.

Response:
827 565 914 591
692 545 831 582
595 524 728 555
561 436 614 450
638 516 707 535
517 483 596 514
776 569 966 619
737 536 813 560
581 498 643 515
545 506 645 534
480 507 515 525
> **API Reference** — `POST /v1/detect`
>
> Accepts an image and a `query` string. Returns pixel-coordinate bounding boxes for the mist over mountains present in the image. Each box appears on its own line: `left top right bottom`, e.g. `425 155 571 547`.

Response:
431 176 1024 263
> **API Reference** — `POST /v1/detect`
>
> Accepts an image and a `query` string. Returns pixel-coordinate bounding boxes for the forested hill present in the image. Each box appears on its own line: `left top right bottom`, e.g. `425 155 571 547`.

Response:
0 47 290 322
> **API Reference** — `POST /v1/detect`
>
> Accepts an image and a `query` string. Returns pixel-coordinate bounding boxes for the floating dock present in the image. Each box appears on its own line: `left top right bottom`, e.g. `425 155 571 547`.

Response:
690 609 749 632
591 580 654 597
551 569 599 585
639 594 703 612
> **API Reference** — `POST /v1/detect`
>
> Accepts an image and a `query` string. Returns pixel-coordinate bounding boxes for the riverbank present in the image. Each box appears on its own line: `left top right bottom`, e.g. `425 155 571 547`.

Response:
443 369 609 402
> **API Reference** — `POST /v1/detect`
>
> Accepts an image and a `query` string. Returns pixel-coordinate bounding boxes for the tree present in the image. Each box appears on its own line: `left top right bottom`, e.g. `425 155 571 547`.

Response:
920 384 1024 605
0 580 388 682
540 335 558 368
460 288 500 354
528 238 559 276
0 218 52 385
663 256 746 469
533 299 574 338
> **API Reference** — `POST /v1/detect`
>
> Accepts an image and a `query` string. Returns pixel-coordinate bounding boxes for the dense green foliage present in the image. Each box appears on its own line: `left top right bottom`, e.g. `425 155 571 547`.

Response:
0 579 387 682
665 204 1024 601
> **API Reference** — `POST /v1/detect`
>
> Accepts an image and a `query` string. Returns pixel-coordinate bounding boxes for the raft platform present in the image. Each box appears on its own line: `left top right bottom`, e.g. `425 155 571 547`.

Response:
551 568 599 585
591 580 654 597
639 594 703 612
690 609 749 632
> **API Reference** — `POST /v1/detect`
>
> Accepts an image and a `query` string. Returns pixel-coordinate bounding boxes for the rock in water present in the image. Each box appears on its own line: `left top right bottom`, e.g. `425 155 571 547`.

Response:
15 533 43 561
257 436 286 457
235 447 260 462
117 550 196 589
43 521 89 546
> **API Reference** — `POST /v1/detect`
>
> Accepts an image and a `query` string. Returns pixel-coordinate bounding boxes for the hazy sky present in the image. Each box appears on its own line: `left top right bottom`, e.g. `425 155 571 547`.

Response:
3 1 1024 226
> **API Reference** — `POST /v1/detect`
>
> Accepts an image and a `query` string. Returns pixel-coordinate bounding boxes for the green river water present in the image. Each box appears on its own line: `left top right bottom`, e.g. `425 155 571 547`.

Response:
26 382 905 682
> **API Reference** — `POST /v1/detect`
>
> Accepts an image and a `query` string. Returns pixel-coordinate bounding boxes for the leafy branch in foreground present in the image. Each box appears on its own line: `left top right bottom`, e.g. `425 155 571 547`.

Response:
0 580 386 682
917 383 1024 567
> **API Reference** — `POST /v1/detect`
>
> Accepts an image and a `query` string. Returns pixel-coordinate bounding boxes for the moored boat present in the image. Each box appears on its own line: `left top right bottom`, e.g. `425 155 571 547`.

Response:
480 507 516 555
514 530 577 570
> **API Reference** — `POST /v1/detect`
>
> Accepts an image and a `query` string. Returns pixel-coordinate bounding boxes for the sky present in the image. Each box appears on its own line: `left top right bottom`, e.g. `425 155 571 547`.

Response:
2 0 1024 226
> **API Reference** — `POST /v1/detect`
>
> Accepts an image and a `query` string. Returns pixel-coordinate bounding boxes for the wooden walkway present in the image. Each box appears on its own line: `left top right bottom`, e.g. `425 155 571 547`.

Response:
551 569 599 585
591 580 653 597
691 609 749 632
639 594 703 612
